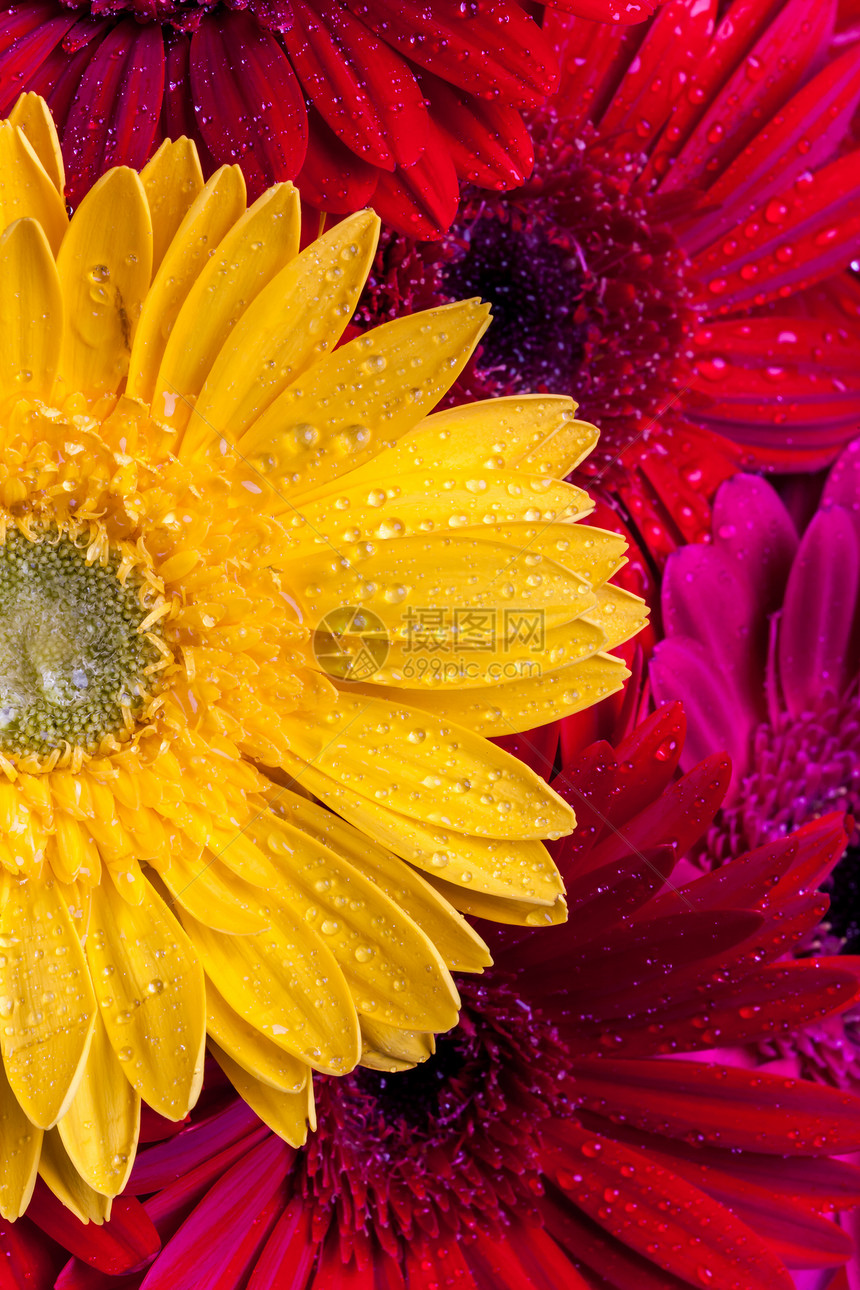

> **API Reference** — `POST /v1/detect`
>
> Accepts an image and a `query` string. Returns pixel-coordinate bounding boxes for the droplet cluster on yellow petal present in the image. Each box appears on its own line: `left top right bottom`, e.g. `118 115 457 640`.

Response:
0 96 647 1222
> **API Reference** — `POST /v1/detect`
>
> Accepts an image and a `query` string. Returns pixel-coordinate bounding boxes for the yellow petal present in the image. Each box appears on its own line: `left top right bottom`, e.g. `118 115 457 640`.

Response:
0 1056 42 1219
56 167 152 396
245 814 462 1033
8 93 64 194
206 979 308 1093
295 534 597 636
279 692 574 840
140 138 204 274
0 120 67 253
0 876 96 1129
348 395 597 480
425 872 569 927
389 654 630 736
360 1016 435 1072
210 1041 314 1147
85 876 206 1120
266 787 490 972
276 469 591 551
156 848 271 935
280 750 566 905
39 1129 111 1224
57 1013 140 1197
127 165 246 405
155 183 301 434
0 217 63 404
475 522 627 591
584 584 650 650
180 894 361 1076
235 300 491 499
189 210 380 454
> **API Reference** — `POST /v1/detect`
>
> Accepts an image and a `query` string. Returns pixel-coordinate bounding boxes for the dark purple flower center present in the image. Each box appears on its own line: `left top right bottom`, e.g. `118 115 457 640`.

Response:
442 207 586 394
301 976 575 1258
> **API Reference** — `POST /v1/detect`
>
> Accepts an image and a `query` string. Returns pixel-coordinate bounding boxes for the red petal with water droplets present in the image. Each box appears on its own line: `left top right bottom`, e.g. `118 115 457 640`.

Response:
598 0 714 156
0 1216 65 1290
372 123 459 238
611 703 688 813
686 44 860 253
0 0 78 114
465 1225 589 1289
344 0 558 110
162 32 218 175
546 12 645 134
569 1059 860 1154
61 19 164 207
690 150 860 312
543 1120 794 1290
552 0 661 20
660 0 835 195
138 1137 291 1290
24 17 112 135
421 71 533 190
296 109 379 214
494 719 559 781
281 0 426 170
31 1189 159 1275
567 962 860 1057
688 317 860 467
522 908 763 997
190 11 308 197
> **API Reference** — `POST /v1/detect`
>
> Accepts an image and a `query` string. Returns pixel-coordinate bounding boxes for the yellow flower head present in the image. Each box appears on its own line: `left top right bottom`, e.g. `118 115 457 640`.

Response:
0 95 646 1222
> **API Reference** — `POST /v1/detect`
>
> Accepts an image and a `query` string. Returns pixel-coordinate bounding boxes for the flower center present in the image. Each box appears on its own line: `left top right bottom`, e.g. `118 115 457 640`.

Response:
443 209 586 393
0 527 162 760
304 977 575 1250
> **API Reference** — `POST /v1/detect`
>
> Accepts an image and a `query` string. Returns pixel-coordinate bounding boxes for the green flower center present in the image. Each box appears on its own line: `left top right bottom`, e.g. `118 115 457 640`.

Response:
0 528 161 758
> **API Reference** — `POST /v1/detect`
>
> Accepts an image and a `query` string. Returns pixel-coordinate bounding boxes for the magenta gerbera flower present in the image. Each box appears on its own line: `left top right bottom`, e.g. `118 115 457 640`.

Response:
31 705 860 1290
354 0 860 558
0 0 661 239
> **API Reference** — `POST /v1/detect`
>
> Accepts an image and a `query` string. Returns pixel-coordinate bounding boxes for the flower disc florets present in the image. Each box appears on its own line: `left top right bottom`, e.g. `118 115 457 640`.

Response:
0 523 163 762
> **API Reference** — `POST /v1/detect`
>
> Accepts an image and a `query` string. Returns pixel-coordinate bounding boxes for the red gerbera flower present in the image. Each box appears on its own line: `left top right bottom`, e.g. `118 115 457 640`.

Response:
0 0 662 239
33 705 860 1290
355 0 860 559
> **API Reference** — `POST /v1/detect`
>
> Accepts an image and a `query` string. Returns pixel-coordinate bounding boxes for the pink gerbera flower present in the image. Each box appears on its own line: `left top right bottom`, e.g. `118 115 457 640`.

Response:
27 706 860 1290
0 0 661 238
355 0 860 559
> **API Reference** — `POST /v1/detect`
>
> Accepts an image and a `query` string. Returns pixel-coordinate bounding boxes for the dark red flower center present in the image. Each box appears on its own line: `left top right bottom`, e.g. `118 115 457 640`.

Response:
301 976 575 1260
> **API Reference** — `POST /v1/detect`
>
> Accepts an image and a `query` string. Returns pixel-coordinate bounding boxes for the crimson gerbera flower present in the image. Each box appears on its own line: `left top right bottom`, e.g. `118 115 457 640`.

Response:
354 0 860 559
30 705 860 1290
0 0 661 240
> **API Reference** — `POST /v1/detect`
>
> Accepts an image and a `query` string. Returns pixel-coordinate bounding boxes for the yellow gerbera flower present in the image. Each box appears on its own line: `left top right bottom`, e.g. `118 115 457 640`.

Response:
0 94 646 1223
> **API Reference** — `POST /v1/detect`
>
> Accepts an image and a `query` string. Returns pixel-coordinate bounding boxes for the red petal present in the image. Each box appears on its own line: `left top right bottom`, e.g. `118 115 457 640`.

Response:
190 11 308 198
687 44 860 254
161 31 218 175
543 1120 794 1289
551 0 661 20
420 70 533 190
0 1216 65 1290
660 0 835 195
689 150 860 312
129 1100 261 1193
281 0 426 169
609 702 688 818
569 1059 860 1155
372 122 459 238
60 19 164 206
494 720 559 781
246 1197 316 1290
344 0 558 109
24 17 112 139
295 109 379 214
30 1188 159 1276
138 1137 291 1290
466 1225 591 1289
0 0 78 114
